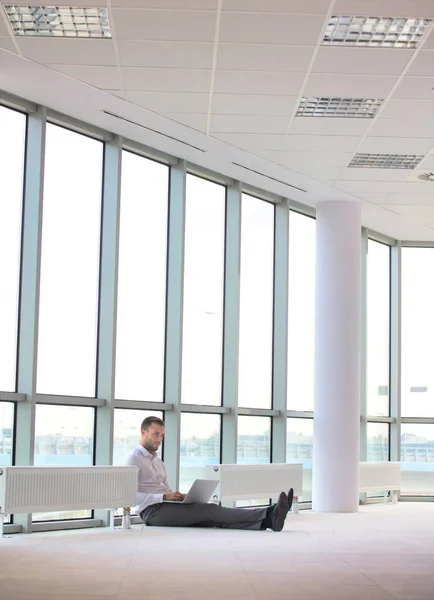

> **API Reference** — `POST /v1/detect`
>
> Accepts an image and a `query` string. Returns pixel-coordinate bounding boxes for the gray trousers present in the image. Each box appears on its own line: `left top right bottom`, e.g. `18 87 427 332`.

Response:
141 502 268 530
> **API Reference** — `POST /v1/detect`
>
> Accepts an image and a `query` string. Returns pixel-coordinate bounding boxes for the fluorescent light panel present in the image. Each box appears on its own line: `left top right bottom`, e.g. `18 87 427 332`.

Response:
349 154 424 169
4 5 111 38
323 16 431 48
297 97 383 118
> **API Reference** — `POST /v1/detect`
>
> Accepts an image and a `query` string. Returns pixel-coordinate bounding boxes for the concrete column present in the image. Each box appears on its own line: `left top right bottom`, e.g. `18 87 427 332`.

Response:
312 200 361 512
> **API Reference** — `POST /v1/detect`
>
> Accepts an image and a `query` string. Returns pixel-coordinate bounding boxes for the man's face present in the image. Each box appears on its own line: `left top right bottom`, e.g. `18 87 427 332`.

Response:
141 424 165 454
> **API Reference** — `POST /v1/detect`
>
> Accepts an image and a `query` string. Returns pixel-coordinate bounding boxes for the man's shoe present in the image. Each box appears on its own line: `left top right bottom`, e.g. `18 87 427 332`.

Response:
287 488 294 512
270 491 289 532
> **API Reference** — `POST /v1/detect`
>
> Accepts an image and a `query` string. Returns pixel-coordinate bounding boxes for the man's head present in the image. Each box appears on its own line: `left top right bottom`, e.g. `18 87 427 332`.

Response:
140 416 165 454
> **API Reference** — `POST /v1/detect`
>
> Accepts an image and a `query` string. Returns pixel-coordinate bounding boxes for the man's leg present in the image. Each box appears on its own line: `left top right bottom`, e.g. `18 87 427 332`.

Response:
142 502 269 530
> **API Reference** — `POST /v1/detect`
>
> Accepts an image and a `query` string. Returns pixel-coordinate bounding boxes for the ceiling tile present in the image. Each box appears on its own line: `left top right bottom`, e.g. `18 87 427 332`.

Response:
389 182 434 195
289 117 371 136
212 94 297 116
214 71 304 95
219 13 325 45
356 193 390 204
369 119 434 138
18 38 117 66
112 9 216 41
50 65 121 89
336 180 399 193
424 29 434 50
118 41 213 68
217 44 314 72
282 134 362 152
210 115 289 134
333 0 434 18
359 136 434 154
418 154 434 170
162 113 207 132
393 76 434 100
339 168 409 182
312 47 413 76
386 193 434 204
380 99 434 120
293 165 342 180
0 18 10 36
223 0 330 13
0 37 15 52
384 204 434 216
124 91 208 113
212 133 283 150
260 150 354 167
112 0 217 7
407 51 434 77
122 67 211 92
304 74 398 97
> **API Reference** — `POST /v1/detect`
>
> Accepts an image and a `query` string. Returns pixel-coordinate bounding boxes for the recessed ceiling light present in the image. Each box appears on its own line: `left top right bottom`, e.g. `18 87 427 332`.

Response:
4 5 111 38
323 16 431 48
348 154 424 169
296 97 383 118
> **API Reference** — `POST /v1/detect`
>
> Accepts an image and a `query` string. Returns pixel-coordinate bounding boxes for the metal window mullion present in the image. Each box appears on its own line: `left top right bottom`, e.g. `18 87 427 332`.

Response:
360 228 368 463
163 161 186 488
221 181 242 464
15 106 47 533
272 200 289 463
390 242 401 463
94 136 122 527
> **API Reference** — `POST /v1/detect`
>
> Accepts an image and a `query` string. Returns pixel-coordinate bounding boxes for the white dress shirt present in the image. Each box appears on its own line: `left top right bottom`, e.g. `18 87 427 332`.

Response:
126 444 173 513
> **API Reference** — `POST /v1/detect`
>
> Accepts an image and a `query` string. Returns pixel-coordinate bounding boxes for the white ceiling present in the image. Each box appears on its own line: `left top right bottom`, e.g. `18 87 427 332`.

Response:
1 0 434 240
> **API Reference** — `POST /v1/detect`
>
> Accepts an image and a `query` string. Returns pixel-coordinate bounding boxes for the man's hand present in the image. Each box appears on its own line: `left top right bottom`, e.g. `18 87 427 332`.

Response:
163 491 185 501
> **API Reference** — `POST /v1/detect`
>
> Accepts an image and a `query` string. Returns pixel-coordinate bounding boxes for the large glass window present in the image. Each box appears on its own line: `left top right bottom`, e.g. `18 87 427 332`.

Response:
179 413 221 492
33 404 94 521
115 152 169 402
401 248 434 417
401 424 434 495
287 212 315 411
237 416 271 464
37 125 102 397
0 106 26 392
181 175 225 406
367 422 389 461
286 418 313 502
0 402 14 467
113 409 163 465
367 240 390 417
238 196 274 409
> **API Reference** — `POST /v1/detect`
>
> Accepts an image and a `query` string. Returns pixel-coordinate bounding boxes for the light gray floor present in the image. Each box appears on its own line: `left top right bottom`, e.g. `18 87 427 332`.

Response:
1 503 434 600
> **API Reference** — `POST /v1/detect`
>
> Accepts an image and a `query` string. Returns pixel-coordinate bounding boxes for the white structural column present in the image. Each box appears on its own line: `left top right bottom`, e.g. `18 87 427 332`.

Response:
313 200 361 512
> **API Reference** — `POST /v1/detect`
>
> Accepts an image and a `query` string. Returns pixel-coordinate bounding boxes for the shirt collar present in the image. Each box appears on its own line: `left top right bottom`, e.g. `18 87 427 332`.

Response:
138 444 156 460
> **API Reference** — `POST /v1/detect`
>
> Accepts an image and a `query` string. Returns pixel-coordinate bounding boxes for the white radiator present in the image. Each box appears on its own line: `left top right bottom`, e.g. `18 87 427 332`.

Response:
205 463 303 504
0 466 137 516
359 461 401 501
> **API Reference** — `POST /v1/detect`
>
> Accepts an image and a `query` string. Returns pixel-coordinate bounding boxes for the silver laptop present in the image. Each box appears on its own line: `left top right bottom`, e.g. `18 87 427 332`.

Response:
182 479 219 504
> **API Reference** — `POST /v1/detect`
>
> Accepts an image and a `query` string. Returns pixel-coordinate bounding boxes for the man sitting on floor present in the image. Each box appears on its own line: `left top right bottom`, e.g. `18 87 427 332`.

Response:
126 416 293 531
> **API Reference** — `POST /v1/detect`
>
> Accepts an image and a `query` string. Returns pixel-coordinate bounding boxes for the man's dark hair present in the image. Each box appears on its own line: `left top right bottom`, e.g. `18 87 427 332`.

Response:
141 416 165 431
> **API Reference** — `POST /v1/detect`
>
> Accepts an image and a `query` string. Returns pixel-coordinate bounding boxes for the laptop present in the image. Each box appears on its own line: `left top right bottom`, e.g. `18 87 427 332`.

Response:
182 479 219 504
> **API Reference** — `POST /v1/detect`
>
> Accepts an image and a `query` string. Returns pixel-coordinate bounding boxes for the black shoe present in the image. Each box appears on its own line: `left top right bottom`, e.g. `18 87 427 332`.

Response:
270 492 289 532
287 488 294 512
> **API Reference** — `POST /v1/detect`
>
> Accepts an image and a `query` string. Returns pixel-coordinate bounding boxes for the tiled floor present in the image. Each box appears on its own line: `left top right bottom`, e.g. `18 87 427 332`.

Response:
1 503 434 600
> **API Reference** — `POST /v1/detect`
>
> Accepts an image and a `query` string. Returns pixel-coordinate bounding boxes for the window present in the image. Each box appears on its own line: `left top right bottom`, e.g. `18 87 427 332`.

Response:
181 175 225 406
367 422 389 461
0 402 14 467
0 106 26 392
179 413 221 493
401 424 434 496
401 248 434 417
238 196 274 409
115 152 169 402
37 124 102 397
33 404 94 521
286 418 313 502
113 409 163 465
287 212 315 411
367 240 390 417
237 416 271 464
